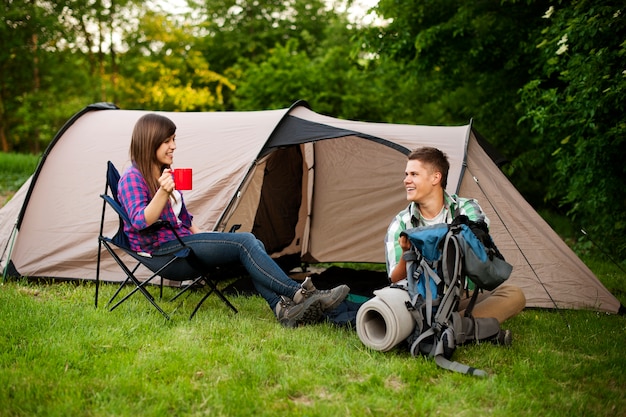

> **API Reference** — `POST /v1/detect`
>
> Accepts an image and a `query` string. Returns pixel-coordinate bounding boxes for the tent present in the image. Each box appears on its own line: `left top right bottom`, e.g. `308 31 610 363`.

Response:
0 101 621 314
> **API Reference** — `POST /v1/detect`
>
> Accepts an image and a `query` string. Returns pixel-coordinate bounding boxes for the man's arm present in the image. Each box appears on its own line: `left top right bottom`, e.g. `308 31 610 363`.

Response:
389 235 412 282
385 216 410 282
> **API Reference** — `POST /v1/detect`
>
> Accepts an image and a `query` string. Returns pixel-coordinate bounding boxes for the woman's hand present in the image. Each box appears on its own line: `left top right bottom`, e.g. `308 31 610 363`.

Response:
144 169 174 225
159 168 176 194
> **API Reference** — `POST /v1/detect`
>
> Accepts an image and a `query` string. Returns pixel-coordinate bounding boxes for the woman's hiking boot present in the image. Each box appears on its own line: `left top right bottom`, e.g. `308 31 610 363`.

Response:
276 277 350 327
294 277 350 312
275 295 323 328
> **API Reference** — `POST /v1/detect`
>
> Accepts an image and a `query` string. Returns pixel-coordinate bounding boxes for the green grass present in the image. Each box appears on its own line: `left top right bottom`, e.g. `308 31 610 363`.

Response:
0 279 624 417
1 151 625 416
0 152 40 199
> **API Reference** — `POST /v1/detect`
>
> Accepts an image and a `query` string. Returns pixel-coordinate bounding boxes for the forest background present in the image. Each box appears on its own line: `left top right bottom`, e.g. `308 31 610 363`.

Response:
1 0 624 261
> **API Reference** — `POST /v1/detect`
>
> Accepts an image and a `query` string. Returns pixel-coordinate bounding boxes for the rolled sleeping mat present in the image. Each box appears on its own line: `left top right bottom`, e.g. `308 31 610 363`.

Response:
356 286 415 351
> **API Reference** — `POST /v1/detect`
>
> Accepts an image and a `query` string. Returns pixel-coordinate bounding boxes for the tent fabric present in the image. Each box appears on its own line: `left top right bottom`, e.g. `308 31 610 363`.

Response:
459 137 616 312
265 115 408 155
0 100 620 314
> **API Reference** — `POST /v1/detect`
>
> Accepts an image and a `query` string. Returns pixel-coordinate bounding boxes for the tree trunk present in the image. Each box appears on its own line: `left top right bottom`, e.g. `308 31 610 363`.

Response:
31 33 40 154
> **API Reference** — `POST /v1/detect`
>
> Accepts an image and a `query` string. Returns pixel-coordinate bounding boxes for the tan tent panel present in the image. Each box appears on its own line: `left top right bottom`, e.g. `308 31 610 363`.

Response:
0 101 621 314
460 134 617 312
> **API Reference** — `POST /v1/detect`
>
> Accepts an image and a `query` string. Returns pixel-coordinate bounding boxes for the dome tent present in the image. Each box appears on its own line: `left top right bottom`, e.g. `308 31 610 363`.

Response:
0 101 621 314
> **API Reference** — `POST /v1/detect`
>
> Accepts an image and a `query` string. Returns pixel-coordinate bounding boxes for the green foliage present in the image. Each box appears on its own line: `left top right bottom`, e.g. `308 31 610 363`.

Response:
234 39 386 120
233 39 318 110
1 1 66 152
115 9 235 111
365 0 555 207
0 152 39 198
518 1 626 258
192 0 332 72
0 152 38 175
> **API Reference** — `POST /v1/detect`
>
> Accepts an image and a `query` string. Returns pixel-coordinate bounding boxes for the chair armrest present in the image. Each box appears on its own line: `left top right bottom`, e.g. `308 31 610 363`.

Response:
143 220 187 247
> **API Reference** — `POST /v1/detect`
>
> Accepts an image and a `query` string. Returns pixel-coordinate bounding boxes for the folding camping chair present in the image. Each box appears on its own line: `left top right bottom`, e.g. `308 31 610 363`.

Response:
95 161 238 320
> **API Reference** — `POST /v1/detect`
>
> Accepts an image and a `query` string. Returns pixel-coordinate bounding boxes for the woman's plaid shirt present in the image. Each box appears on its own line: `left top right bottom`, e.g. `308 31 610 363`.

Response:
117 165 193 254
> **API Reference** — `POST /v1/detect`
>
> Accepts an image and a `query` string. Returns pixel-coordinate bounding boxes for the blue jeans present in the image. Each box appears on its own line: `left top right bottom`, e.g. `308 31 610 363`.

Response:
154 232 300 310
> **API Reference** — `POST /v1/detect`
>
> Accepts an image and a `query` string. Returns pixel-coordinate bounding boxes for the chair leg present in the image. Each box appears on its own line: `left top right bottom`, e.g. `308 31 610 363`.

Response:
107 264 147 307
109 279 170 320
211 282 238 314
105 256 169 319
189 287 215 320
189 279 238 320
169 276 205 302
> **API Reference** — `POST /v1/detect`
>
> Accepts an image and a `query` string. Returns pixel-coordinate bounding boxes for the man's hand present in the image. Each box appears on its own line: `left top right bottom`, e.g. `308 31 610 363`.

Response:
399 235 411 252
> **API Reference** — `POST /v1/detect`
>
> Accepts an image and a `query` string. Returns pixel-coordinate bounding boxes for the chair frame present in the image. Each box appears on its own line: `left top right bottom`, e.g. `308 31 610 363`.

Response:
95 161 238 320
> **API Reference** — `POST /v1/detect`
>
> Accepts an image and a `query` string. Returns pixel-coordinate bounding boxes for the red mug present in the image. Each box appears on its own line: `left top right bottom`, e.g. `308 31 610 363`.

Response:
172 168 193 190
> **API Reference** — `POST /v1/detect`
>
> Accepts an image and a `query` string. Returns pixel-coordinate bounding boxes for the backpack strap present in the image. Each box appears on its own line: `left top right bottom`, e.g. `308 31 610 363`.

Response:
434 349 488 377
464 288 480 318
441 230 462 288
436 312 488 378
404 249 441 325
409 326 436 357
408 313 488 377
422 261 440 325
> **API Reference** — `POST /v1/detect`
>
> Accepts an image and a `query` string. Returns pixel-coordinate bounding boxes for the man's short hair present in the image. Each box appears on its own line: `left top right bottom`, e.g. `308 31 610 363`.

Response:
407 147 450 189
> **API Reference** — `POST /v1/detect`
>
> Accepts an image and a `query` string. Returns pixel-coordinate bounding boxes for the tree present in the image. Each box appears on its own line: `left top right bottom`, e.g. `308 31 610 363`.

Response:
191 0 331 69
115 9 234 111
0 0 64 152
362 0 553 205
518 1 626 257
189 0 342 109
0 0 235 151
231 9 409 123
0 0 140 152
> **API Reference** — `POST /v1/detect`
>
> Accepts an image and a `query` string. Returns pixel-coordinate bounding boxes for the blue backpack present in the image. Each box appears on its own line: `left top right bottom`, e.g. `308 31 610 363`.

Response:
401 216 512 376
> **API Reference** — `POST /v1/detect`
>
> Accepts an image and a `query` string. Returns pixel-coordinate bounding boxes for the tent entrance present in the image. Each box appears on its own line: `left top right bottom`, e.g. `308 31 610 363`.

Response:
222 135 411 265
252 146 304 254
222 144 311 264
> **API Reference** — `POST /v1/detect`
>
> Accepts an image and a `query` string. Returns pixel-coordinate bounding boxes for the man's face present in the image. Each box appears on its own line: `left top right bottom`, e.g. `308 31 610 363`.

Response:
404 159 439 203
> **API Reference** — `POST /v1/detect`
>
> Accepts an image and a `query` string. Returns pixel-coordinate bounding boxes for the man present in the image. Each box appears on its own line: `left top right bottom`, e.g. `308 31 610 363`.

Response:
385 147 526 325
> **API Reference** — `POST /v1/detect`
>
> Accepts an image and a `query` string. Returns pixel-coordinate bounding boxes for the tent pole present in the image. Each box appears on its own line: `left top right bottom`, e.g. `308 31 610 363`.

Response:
1 220 18 282
581 228 626 275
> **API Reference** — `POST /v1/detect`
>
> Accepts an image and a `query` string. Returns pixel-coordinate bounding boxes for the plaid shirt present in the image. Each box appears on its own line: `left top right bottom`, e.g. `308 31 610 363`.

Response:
117 165 193 253
384 192 489 277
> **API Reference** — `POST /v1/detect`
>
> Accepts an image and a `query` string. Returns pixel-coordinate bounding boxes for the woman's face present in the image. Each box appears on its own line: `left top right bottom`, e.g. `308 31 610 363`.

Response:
155 134 176 166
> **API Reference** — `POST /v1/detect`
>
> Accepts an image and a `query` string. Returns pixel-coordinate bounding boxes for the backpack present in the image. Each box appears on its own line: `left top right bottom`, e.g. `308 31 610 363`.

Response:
401 217 512 377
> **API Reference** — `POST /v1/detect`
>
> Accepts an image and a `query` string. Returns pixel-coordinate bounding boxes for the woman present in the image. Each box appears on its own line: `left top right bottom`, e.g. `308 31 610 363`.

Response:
118 113 349 327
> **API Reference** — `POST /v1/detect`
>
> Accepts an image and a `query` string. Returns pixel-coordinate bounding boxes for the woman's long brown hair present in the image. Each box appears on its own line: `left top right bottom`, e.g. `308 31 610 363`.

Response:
129 113 177 196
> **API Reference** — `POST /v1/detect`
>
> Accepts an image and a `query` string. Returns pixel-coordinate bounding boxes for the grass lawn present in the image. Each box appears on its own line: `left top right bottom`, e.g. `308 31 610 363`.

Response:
0 278 624 417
